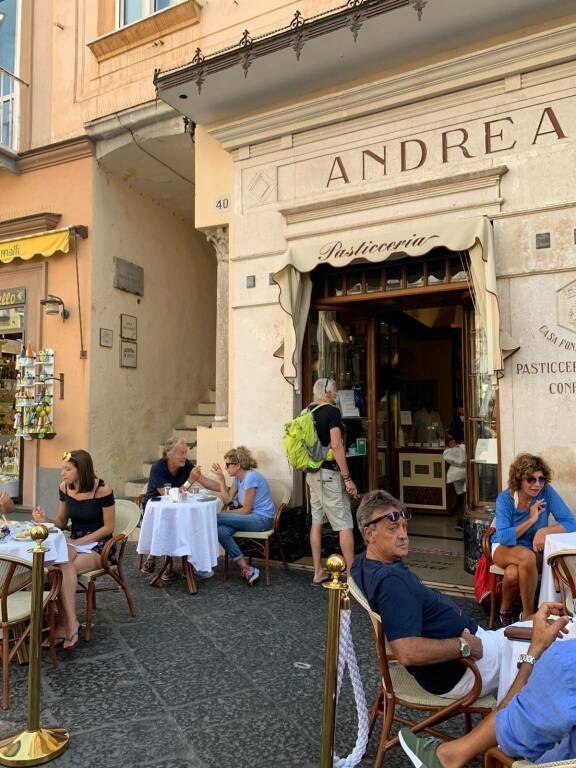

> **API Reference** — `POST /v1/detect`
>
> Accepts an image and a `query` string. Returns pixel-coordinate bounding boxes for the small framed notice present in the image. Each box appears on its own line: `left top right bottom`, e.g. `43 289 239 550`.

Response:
99 328 113 348
120 314 137 341
120 340 137 369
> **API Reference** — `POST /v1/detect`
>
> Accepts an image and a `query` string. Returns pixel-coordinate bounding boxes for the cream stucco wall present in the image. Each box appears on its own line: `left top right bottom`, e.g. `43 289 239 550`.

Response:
199 27 576 507
89 168 216 493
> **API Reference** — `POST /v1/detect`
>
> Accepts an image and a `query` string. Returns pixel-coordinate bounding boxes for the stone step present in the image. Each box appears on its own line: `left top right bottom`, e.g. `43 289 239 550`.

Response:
182 413 212 428
125 479 148 498
196 401 215 416
172 426 198 442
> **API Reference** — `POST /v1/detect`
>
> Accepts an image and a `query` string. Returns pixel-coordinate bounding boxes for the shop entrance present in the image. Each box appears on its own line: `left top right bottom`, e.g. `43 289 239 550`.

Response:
303 249 500 591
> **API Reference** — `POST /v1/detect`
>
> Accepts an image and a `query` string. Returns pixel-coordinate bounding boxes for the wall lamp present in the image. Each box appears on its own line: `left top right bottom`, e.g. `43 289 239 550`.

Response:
40 295 70 320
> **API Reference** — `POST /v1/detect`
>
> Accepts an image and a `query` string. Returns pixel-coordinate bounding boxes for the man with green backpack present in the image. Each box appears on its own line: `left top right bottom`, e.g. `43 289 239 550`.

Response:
283 377 357 584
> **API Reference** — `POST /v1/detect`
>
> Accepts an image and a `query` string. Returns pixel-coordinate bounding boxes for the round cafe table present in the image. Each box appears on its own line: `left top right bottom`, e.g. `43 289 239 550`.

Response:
137 495 220 594
0 525 69 565
538 530 576 606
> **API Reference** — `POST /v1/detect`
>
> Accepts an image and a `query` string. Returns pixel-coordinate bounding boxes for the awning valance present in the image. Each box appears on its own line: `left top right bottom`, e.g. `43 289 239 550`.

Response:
0 228 71 265
273 216 518 390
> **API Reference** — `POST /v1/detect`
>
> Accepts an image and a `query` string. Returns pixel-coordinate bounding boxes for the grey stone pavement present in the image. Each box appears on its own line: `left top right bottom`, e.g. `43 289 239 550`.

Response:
0 546 487 768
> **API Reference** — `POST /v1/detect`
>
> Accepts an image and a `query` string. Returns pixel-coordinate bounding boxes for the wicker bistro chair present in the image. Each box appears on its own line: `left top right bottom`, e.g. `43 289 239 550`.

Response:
547 549 576 616
0 554 62 709
485 746 576 767
223 479 291 587
77 500 140 641
348 576 496 767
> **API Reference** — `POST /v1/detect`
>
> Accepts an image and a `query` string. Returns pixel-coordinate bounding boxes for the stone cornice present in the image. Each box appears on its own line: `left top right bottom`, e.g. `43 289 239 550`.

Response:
279 165 508 225
210 22 576 151
16 136 94 173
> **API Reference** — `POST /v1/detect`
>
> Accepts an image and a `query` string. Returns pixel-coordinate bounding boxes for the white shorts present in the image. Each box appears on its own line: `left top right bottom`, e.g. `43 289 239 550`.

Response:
443 626 507 699
491 542 500 558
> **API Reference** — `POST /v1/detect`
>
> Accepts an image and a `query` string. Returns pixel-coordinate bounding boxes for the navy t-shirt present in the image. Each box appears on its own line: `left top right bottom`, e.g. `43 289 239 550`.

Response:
143 458 194 508
351 553 478 695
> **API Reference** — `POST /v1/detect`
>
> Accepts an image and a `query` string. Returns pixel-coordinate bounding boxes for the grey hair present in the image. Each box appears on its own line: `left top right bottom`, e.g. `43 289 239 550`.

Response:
162 437 188 460
313 377 336 402
356 490 405 537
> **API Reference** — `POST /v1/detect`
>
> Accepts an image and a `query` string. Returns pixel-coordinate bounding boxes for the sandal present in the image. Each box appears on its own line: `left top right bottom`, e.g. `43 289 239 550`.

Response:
63 623 80 650
312 569 329 586
42 635 65 649
499 610 514 627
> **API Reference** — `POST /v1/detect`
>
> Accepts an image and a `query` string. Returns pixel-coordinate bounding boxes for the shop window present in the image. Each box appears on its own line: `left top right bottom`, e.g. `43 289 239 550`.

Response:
327 273 344 297
427 260 446 285
345 271 363 295
466 318 499 510
406 263 424 289
117 0 182 27
385 265 403 291
365 268 382 293
449 257 468 283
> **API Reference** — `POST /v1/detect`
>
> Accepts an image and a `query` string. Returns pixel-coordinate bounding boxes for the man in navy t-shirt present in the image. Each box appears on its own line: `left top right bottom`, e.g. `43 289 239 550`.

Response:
351 490 507 698
141 437 199 577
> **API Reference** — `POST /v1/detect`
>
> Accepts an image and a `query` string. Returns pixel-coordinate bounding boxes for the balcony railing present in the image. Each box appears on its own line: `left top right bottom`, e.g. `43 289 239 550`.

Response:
0 67 20 153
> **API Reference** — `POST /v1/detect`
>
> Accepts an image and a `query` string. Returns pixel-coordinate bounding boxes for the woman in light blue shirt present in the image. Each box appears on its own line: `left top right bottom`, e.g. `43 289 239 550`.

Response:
195 446 275 586
492 453 576 622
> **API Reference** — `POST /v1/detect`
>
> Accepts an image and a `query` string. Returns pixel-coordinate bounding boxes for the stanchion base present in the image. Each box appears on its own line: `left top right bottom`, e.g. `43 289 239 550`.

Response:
0 728 69 766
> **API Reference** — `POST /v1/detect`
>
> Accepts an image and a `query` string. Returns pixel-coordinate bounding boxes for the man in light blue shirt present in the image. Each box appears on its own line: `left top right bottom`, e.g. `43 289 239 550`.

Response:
399 602 576 767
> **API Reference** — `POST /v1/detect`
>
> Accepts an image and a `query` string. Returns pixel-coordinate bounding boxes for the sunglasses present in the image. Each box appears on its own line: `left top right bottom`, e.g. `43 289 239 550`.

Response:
368 509 412 527
225 462 237 468
526 476 546 486
62 452 73 462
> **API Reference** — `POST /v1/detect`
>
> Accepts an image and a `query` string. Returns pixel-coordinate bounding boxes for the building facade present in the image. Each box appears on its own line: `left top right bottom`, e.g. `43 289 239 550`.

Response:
155 0 576 535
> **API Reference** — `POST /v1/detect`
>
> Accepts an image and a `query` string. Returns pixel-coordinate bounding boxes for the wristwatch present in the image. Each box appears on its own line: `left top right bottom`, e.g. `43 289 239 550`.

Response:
182 481 191 491
459 637 471 658
516 653 537 669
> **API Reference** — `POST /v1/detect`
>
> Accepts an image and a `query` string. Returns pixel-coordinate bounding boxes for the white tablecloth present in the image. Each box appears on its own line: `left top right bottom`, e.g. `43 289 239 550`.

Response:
496 619 576 704
539 531 576 606
137 496 220 573
0 528 69 564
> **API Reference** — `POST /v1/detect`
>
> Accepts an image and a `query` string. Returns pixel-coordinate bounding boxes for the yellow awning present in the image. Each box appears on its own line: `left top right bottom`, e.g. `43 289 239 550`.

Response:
0 228 71 265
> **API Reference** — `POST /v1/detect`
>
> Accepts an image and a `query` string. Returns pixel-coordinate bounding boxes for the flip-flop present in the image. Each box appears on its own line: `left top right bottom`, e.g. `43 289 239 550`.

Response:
312 575 330 586
63 624 80 650
42 636 65 649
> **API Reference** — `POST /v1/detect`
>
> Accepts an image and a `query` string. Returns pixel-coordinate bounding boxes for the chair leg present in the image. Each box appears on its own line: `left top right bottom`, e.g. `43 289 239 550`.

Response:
138 554 144 571
2 628 10 709
489 573 498 630
265 540 270 587
115 561 136 618
85 581 95 642
368 686 383 736
224 553 229 581
279 545 288 571
464 710 472 733
375 697 395 768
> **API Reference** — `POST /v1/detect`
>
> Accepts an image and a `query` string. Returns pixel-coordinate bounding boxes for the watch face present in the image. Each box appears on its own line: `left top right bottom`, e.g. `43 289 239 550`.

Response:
460 639 471 657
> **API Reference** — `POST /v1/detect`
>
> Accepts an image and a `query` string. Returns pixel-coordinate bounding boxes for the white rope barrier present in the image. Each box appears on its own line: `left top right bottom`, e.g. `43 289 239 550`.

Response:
333 608 369 768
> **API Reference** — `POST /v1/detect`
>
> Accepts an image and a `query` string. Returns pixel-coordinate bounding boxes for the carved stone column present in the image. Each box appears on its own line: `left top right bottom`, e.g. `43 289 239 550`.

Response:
201 226 229 425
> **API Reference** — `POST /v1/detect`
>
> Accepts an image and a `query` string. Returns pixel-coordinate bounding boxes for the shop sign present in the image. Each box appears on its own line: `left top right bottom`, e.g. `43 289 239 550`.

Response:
114 257 144 296
0 287 26 307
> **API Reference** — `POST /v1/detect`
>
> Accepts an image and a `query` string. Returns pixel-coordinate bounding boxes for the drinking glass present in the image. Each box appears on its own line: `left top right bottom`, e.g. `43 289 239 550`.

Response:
163 484 171 500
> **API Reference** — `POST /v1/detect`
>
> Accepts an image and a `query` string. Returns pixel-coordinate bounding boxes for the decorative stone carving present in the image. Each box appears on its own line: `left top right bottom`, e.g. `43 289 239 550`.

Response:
557 279 576 335
244 168 278 208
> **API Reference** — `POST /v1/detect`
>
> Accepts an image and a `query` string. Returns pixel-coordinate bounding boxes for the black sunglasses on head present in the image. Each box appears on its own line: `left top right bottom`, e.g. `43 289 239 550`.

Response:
368 509 412 527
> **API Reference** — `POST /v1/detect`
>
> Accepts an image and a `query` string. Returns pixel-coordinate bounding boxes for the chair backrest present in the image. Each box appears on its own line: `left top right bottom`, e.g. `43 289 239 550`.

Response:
267 479 291 533
114 499 142 538
349 576 396 690
548 549 576 616
0 554 33 623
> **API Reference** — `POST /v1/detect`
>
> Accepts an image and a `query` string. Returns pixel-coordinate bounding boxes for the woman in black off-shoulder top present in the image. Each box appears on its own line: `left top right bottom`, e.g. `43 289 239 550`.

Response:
32 449 115 649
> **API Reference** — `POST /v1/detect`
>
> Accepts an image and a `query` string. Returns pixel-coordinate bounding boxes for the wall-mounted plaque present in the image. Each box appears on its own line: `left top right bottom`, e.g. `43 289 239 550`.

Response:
99 328 113 348
114 257 144 296
120 340 137 369
0 287 26 306
120 314 137 341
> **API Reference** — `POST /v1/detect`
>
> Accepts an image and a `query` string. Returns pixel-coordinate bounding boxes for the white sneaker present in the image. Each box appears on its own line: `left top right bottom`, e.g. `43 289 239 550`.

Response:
195 569 214 580
242 566 260 586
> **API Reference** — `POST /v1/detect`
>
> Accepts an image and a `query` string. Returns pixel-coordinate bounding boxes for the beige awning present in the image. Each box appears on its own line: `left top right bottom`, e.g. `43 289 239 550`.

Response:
273 216 516 390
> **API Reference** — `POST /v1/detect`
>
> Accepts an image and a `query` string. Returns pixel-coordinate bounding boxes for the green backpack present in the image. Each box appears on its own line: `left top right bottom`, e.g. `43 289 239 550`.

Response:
282 403 334 472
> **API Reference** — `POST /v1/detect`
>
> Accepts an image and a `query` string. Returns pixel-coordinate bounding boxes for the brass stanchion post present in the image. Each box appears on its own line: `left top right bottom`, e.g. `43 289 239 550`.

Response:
0 525 69 766
320 554 347 768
